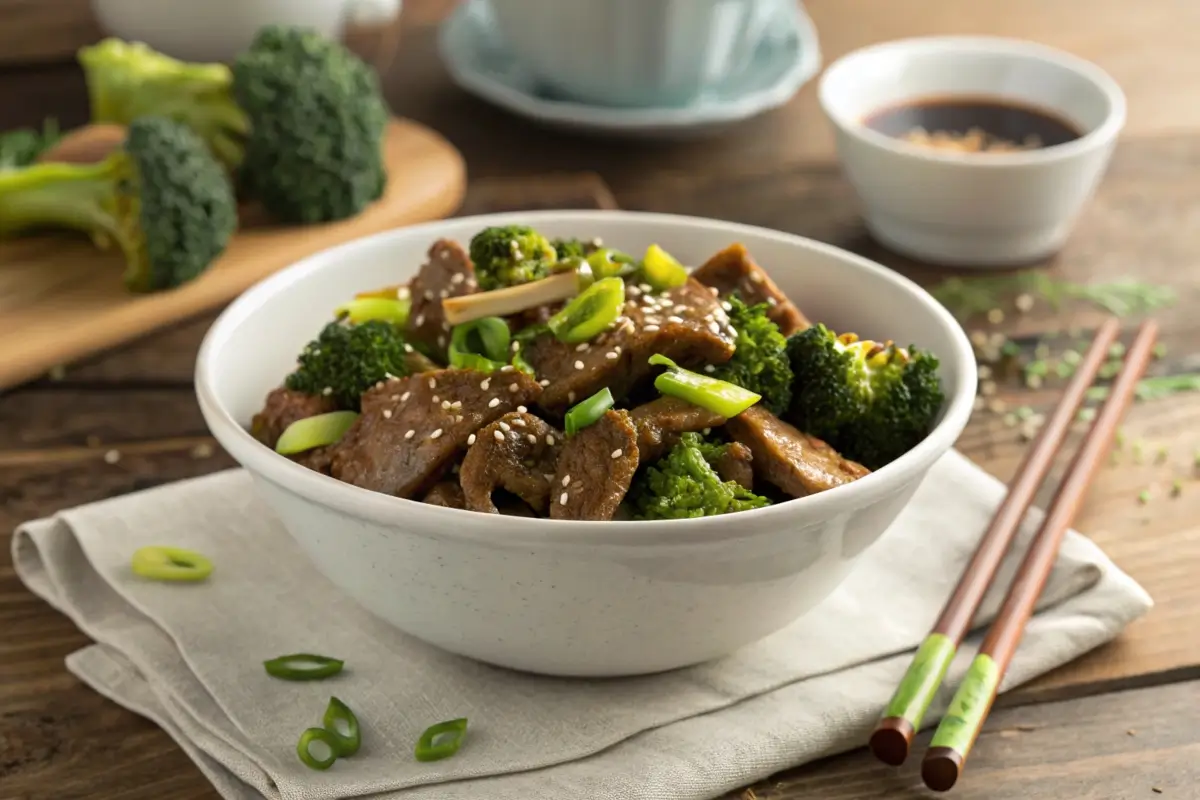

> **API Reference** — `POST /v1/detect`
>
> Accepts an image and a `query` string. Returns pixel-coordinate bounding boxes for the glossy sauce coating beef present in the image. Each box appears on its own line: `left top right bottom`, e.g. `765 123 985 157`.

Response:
405 239 477 360
331 367 542 498
629 396 726 463
726 406 868 496
523 278 737 413
550 409 640 521
250 387 337 447
691 243 809 336
460 411 563 514
712 441 755 490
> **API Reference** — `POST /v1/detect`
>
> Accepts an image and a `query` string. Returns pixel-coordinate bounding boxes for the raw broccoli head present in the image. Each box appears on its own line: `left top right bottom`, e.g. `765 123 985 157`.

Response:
285 319 412 410
0 116 237 293
631 432 772 520
232 25 389 224
469 225 558 291
710 295 793 415
786 323 944 470
79 39 249 170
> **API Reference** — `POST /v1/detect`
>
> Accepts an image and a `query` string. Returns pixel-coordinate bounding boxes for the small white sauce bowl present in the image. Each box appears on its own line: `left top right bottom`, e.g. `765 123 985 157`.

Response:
195 210 975 677
818 36 1127 268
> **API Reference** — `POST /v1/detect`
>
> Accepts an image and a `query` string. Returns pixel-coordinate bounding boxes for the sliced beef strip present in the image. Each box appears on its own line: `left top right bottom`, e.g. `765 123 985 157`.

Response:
725 406 869 497
331 367 542 498
550 409 640 521
629 396 726 463
523 278 737 414
460 411 562 514
691 243 809 336
423 481 466 509
712 441 754 490
405 239 478 361
250 387 337 448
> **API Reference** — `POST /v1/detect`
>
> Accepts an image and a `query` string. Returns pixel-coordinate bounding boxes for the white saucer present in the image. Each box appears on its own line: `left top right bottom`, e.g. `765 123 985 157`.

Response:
436 0 823 140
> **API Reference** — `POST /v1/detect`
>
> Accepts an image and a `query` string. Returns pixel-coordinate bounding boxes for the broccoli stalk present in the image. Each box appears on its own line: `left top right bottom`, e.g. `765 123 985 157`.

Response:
786 324 944 470
631 432 772 519
711 296 793 415
79 39 249 170
285 319 414 410
0 117 237 293
468 225 558 291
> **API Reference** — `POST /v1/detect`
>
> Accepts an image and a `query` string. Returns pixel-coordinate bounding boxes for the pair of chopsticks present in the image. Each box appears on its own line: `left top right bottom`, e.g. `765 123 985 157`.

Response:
868 316 1158 792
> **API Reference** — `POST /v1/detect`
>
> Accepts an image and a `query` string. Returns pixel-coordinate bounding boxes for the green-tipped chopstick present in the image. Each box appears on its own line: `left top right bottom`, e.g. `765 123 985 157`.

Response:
922 319 1157 792
868 318 1122 767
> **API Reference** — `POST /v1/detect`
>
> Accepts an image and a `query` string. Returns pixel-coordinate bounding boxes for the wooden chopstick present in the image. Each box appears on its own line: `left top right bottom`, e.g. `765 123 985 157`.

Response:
921 318 1159 792
868 316 1123 767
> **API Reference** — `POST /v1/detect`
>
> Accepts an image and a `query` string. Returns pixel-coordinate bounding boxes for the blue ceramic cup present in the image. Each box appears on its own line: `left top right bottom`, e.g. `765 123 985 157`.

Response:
486 0 784 107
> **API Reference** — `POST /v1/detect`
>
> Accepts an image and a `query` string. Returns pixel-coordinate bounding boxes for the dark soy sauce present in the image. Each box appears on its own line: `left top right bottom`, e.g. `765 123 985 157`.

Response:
863 96 1083 153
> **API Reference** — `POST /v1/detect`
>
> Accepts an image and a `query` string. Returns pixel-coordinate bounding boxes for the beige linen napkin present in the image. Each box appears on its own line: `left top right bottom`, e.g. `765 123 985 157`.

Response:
13 449 1151 800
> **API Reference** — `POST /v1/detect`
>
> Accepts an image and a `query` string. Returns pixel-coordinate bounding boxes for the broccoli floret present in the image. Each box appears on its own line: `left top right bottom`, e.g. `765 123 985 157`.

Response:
469 225 558 290
551 237 596 260
0 118 61 171
786 323 944 470
232 25 389 223
285 319 412 410
711 296 793 415
631 432 772 519
79 39 249 170
0 117 236 293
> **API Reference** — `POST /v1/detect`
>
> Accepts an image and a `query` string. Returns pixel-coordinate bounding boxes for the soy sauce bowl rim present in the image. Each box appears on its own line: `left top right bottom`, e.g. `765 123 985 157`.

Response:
817 35 1127 167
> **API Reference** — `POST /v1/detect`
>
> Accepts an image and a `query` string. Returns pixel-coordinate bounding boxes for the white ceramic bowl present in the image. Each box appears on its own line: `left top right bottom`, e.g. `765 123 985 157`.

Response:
195 211 976 677
486 0 783 107
818 36 1126 268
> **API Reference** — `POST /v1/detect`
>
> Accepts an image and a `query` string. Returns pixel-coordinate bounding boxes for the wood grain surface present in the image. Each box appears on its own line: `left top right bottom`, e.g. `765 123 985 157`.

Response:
0 118 466 394
3 0 1199 797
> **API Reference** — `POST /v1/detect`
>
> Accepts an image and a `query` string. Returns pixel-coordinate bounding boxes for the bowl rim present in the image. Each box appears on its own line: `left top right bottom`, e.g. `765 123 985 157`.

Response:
817 35 1128 167
195 210 977 547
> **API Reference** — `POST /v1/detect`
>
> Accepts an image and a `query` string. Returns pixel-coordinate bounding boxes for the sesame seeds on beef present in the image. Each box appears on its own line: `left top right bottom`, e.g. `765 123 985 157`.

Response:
460 411 563 514
405 239 478 360
550 409 640 521
690 243 809 336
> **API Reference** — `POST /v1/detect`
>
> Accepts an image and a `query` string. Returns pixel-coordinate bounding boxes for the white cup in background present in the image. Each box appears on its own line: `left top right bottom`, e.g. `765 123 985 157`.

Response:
90 0 401 63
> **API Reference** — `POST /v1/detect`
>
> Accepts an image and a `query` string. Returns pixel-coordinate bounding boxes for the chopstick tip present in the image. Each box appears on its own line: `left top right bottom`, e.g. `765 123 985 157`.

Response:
869 718 914 766
922 747 963 792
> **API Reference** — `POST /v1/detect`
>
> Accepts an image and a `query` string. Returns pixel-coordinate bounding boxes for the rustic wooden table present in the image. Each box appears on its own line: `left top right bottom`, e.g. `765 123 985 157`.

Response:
3 1 1199 798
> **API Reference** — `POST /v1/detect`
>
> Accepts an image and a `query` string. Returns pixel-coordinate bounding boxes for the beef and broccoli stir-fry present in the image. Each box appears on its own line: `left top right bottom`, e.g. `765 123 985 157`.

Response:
249 225 946 521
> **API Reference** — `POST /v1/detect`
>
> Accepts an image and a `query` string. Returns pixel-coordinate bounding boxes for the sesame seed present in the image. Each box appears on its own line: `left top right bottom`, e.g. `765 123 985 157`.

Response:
415 313 426 327
614 345 622 354
501 365 514 372
321 386 333 396
404 430 415 439
611 448 623 459
382 409 393 419
644 317 661 325
432 395 440 404
428 378 437 389
518 405 528 412
702 427 711 435
562 475 571 487
439 289 449 299
401 391 411 402
727 326 738 338
539 379 551 387
708 321 721 334
499 421 511 432
606 351 618 360
574 360 585 370
375 381 385 390
390 394 400 401
560 491 569 505
509 383 520 392
987 308 1005 324
512 418 526 427
431 428 443 439
424 290 434 301
750 272 764 284
767 297 778 306
512 341 521 353
708 286 720 296
103 449 121 464
404 343 414 353
451 273 465 285
489 397 500 408
638 283 653 293
568 391 576 403
667 315 684 324
437 335 446 348
494 429 506 442
546 435 556 446
467 433 476 445
575 342 589 352
527 433 537 444
481 379 491 390
644 325 660 332
704 365 716 373
721 301 733 312
441 400 451 409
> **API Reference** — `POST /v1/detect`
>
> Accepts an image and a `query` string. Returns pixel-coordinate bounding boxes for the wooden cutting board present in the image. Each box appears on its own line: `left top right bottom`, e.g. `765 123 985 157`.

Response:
0 117 466 393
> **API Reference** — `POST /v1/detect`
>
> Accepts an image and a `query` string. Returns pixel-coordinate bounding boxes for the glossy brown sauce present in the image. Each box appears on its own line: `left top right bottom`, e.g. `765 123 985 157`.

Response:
863 96 1083 153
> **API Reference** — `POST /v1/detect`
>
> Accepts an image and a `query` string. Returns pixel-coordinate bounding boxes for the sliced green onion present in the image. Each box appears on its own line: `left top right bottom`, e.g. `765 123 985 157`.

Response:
322 696 361 756
131 546 213 582
640 244 688 290
649 354 760 418
586 248 636 279
263 653 345 681
335 296 410 326
453 352 506 372
415 718 468 762
450 317 511 372
297 727 339 770
564 388 614 436
546 277 625 344
275 411 359 455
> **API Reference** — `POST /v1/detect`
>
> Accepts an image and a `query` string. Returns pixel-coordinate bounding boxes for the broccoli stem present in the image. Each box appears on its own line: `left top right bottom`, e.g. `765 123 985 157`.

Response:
0 158 123 242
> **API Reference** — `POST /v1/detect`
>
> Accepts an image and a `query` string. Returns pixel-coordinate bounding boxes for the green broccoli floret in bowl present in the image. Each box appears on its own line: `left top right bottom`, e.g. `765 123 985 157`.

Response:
786 323 944 470
0 116 237 293
285 319 413 410
710 296 793 416
469 225 558 291
631 432 772 520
